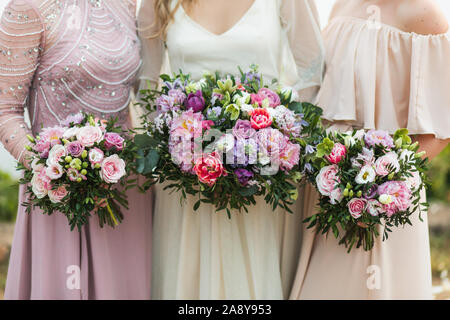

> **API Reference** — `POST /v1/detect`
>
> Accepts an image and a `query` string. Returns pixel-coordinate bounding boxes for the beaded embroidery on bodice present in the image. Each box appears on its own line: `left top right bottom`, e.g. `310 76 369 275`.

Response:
0 0 141 161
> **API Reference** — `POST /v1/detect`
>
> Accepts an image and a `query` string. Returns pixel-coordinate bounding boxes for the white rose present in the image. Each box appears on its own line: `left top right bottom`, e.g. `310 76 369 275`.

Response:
405 170 422 192
31 172 50 199
62 127 79 140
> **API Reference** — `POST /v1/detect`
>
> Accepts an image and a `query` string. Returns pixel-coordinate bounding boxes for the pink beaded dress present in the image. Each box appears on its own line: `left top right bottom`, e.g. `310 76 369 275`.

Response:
1 0 152 299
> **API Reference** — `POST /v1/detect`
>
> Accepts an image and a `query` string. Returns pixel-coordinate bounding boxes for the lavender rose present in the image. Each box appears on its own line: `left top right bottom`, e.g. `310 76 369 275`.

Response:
232 120 256 139
66 141 84 157
185 90 205 112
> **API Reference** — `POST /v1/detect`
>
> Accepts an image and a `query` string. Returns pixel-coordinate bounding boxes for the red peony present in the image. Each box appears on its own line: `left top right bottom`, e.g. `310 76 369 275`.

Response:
193 152 227 186
250 108 272 130
326 143 347 164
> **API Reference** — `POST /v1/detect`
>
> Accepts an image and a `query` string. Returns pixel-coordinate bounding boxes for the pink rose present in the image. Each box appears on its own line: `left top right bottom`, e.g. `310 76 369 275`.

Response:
31 168 51 199
89 148 104 167
76 125 104 147
347 198 367 219
104 132 125 151
257 88 281 108
316 165 341 198
330 187 344 204
326 143 347 164
100 154 126 184
250 108 273 130
202 120 215 131
375 152 400 177
48 185 68 203
46 144 66 166
193 152 227 186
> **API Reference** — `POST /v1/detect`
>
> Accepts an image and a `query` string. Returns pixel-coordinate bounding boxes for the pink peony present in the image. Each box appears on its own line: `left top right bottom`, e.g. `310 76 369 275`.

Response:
193 152 227 186
40 126 66 146
250 108 273 130
46 144 66 166
250 93 264 106
257 88 281 108
279 141 300 172
100 154 126 184
104 132 125 151
378 181 412 217
375 152 400 177
364 130 394 149
347 198 367 219
76 125 104 147
326 143 347 164
316 165 341 198
48 185 68 203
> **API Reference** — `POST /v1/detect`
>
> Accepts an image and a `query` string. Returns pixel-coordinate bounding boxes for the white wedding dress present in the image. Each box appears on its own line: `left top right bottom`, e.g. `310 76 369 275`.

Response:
138 0 324 299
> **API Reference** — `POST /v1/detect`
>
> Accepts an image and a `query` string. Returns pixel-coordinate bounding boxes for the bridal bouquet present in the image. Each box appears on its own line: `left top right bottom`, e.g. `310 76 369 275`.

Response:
135 66 323 216
303 129 429 251
18 113 138 230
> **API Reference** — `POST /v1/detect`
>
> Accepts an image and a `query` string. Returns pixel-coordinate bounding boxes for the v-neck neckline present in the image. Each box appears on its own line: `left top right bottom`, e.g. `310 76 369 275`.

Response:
179 0 258 37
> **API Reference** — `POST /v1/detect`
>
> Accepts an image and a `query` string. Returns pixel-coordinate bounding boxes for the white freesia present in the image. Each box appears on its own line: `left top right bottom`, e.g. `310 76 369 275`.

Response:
240 104 254 114
355 165 376 184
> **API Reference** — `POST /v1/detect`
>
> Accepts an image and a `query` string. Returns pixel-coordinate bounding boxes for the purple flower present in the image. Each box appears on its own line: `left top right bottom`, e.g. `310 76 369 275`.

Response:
234 168 254 186
305 145 316 155
364 184 379 199
104 132 125 151
211 93 223 105
168 89 186 105
156 94 175 112
61 113 84 126
244 72 261 84
185 90 206 112
66 141 84 157
364 130 395 149
232 120 256 139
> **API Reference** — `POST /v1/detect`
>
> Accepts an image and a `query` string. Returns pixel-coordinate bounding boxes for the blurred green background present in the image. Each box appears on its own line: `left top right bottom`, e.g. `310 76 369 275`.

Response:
0 146 449 299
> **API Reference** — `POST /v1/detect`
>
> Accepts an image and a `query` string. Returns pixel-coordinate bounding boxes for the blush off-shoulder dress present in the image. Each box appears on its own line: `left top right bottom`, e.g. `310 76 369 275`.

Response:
138 0 324 300
290 16 450 300
1 0 152 299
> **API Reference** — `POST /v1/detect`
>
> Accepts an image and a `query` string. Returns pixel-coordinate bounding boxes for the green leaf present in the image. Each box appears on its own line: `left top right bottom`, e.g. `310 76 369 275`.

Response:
238 185 259 197
142 149 160 175
288 101 303 114
134 134 159 149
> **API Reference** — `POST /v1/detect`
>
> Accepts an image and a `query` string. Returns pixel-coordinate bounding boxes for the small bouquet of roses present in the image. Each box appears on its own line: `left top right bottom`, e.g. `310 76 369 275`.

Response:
135 65 323 216
18 113 137 230
303 128 429 252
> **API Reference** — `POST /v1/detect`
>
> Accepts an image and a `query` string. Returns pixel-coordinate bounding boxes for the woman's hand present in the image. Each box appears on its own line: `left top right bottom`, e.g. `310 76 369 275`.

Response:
414 134 450 160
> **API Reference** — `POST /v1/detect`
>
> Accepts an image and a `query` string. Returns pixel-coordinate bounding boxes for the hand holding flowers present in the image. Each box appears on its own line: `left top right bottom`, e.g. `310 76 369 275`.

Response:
18 113 137 230
304 129 429 251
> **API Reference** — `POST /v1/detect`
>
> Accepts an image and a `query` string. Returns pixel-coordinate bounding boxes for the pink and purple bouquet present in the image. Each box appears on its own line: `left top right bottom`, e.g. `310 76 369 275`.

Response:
304 128 429 251
19 113 138 230
135 66 323 215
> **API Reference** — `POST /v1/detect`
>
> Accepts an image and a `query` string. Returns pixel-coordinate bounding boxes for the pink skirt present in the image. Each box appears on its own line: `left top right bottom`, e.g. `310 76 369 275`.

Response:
5 183 152 300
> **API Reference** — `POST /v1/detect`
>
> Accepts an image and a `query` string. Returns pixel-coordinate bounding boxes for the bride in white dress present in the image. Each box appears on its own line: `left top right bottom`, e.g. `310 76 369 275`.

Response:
138 0 324 299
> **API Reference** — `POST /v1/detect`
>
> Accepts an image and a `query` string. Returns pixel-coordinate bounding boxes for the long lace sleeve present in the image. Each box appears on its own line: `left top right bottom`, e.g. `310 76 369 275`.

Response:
137 0 165 90
0 0 44 162
280 0 325 102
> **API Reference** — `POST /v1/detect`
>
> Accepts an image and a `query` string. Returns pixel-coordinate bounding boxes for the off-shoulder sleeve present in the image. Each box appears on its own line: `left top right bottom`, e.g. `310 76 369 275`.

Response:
137 0 165 90
408 34 450 139
0 0 44 162
280 0 325 102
